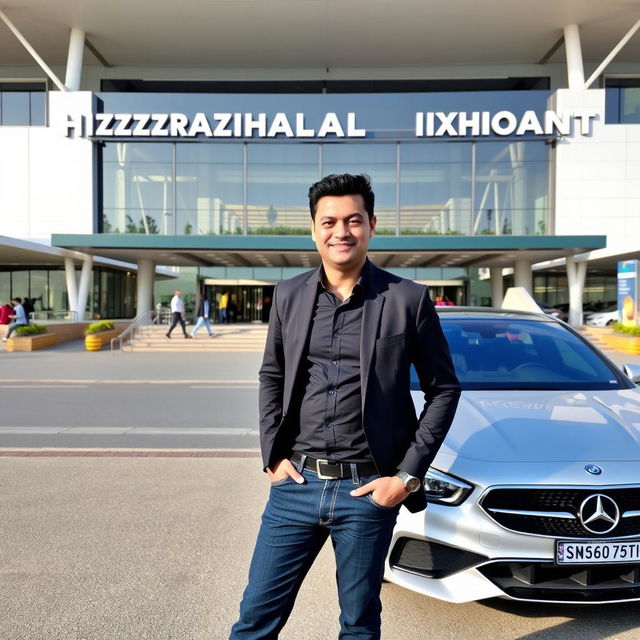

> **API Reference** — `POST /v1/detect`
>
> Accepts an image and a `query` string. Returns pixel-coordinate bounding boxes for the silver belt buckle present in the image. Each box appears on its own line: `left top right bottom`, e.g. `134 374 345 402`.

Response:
315 458 334 480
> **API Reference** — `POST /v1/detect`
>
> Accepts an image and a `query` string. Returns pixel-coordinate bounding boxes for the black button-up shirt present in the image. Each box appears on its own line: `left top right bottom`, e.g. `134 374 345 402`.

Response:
292 263 374 463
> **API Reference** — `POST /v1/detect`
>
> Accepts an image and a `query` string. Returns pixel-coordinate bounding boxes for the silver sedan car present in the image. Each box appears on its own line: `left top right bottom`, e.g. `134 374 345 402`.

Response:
385 309 640 604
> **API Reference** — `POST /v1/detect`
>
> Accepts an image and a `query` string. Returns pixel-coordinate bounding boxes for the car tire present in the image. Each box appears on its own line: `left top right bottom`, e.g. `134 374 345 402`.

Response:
606 319 615 326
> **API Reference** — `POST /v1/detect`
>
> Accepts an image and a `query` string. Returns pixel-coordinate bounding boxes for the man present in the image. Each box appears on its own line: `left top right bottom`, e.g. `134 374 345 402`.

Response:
0 300 12 325
2 298 28 341
165 290 191 339
218 290 229 323
230 174 460 640
191 295 216 338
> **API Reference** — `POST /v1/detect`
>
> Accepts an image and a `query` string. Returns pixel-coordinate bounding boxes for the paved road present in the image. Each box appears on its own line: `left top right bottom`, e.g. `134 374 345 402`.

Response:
0 383 259 449
1 455 639 640
0 345 263 449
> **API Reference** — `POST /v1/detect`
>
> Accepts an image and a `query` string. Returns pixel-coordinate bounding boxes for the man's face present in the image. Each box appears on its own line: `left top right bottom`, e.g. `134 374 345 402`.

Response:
175 290 181 296
310 194 376 272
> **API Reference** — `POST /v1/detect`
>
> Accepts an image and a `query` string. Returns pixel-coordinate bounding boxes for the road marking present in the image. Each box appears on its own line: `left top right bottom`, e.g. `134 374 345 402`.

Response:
0 385 89 389
189 385 257 390
0 448 262 457
0 426 259 435
0 379 258 386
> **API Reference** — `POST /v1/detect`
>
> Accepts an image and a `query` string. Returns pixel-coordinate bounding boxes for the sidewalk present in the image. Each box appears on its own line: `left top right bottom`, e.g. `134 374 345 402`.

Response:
2 327 639 384
1 341 263 383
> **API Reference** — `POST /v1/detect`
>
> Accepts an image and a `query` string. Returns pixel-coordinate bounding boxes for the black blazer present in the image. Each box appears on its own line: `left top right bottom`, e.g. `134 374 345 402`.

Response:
258 260 461 512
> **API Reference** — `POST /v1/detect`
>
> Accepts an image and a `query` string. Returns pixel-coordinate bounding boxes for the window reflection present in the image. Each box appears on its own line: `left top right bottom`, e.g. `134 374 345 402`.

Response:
101 140 549 236
176 144 243 235
103 143 173 234
474 141 549 235
247 144 319 234
323 143 396 233
400 143 472 234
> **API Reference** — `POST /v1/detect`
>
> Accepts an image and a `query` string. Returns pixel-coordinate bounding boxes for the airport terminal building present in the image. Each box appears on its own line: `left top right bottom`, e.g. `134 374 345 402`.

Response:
1 1 639 325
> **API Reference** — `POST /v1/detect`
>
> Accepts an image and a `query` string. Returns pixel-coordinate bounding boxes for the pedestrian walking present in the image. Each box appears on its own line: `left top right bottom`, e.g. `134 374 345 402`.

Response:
191 296 216 338
166 290 191 339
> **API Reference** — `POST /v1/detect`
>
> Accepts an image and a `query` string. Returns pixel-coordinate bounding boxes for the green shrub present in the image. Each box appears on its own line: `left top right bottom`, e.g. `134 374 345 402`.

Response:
14 324 47 337
85 320 115 335
613 323 640 337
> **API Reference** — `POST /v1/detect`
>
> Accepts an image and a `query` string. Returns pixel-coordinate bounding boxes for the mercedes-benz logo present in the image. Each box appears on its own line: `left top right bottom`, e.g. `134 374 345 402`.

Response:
585 464 602 475
579 494 620 535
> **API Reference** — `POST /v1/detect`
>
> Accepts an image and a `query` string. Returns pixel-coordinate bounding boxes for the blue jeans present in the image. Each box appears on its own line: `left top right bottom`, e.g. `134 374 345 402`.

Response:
230 464 400 640
191 316 214 336
5 322 26 339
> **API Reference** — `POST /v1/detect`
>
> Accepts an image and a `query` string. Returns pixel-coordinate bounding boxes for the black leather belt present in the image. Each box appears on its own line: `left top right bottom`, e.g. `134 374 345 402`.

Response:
291 452 378 480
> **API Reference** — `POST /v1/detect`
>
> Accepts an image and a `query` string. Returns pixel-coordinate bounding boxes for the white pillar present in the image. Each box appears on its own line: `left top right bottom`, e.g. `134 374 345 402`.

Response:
564 24 585 90
136 259 155 323
65 27 85 91
64 258 78 318
514 260 533 294
566 255 587 327
490 267 504 308
75 256 93 321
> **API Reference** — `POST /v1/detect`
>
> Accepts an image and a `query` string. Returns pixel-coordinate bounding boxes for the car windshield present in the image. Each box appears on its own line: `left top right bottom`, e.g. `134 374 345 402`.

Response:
411 317 628 391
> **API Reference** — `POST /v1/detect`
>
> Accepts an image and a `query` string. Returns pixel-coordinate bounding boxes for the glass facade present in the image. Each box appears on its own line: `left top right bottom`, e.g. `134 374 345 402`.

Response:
102 138 550 237
98 90 553 237
0 268 136 320
605 82 640 124
0 84 46 126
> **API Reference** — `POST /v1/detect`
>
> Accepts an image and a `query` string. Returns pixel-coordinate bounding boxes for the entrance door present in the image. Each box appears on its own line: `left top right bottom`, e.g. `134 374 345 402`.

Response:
204 284 275 323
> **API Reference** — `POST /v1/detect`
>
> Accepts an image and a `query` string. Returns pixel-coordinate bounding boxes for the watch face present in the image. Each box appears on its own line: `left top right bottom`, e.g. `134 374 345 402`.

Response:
405 477 422 493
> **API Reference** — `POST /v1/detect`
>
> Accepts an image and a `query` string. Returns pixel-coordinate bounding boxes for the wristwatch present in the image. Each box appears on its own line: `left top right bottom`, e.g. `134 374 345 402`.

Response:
395 471 422 493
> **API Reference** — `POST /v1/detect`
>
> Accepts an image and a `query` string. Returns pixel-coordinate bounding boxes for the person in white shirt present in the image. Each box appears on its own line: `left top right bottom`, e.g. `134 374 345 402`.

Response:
3 298 28 341
166 290 191 339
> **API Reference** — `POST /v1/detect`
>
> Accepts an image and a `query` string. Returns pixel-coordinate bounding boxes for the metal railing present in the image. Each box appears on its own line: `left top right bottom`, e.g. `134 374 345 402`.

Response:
110 309 156 353
29 310 79 323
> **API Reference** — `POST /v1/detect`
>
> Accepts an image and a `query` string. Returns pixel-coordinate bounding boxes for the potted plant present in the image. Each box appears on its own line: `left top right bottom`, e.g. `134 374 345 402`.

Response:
14 323 47 337
84 320 119 351
6 324 59 352
603 323 640 355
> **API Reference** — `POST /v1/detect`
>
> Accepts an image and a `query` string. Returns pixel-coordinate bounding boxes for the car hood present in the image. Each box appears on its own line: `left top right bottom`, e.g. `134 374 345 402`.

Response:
420 388 640 464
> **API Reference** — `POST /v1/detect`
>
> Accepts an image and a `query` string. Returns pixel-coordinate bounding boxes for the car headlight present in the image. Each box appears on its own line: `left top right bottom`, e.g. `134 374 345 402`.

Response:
423 469 473 505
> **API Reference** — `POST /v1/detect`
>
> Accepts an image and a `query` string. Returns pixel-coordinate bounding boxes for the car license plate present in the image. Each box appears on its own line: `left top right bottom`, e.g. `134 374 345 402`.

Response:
556 539 640 564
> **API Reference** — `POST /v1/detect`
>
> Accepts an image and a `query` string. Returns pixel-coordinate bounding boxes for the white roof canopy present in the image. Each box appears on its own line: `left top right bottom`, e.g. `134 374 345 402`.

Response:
0 0 639 68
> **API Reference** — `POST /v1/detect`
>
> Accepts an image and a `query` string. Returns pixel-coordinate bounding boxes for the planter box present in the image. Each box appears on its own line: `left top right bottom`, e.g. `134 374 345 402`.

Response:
6 332 59 352
85 329 120 351
603 333 640 355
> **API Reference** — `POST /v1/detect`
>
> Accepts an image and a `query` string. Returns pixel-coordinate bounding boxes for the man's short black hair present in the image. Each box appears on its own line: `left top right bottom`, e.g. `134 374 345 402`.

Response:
12 297 22 304
308 173 375 221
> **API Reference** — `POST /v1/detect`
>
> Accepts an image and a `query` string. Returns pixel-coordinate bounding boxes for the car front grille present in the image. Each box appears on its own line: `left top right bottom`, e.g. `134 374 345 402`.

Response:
479 561 640 602
481 487 640 538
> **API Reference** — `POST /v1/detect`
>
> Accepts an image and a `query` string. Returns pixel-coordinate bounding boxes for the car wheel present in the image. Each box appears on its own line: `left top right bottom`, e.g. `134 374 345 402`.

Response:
606 319 615 326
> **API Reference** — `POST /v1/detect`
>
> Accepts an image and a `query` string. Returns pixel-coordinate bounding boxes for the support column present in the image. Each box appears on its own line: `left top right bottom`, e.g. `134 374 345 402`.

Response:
136 259 155 323
64 27 85 91
490 267 504 308
566 255 587 327
564 24 585 89
64 258 78 319
0 8 67 92
75 256 93 321
514 260 533 294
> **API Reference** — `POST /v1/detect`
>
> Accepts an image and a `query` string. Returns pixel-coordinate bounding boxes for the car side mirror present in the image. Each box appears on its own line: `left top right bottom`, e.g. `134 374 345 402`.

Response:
622 363 640 384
